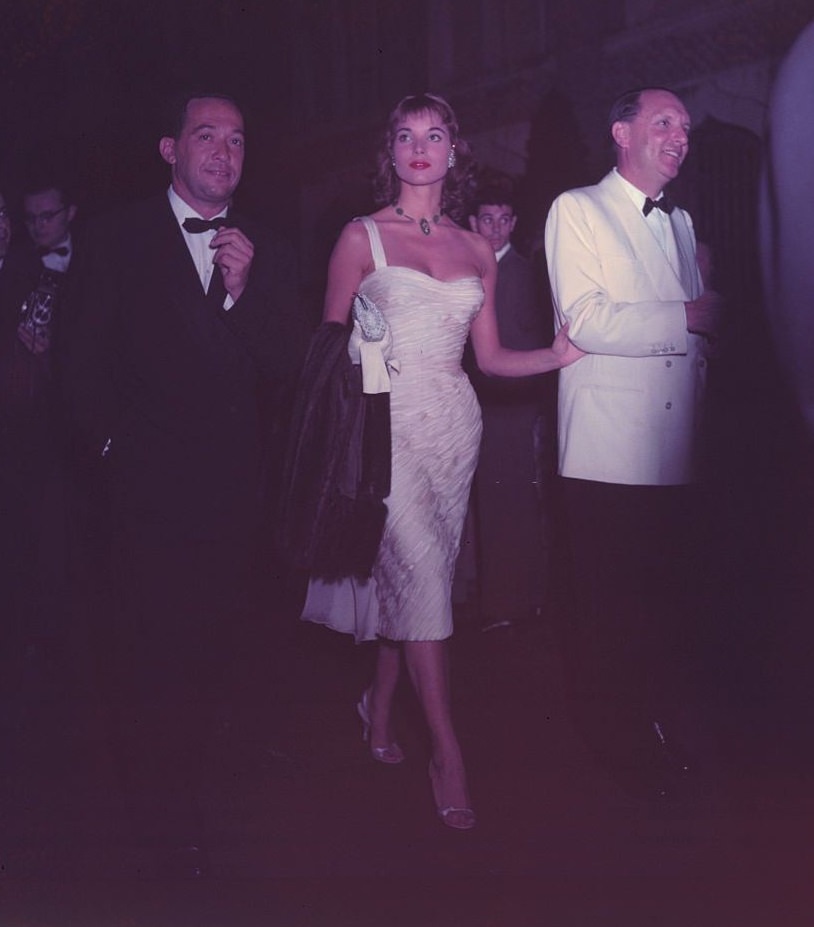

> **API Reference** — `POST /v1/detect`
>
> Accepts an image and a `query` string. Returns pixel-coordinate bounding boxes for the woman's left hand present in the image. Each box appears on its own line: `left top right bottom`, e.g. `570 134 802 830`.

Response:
551 322 586 368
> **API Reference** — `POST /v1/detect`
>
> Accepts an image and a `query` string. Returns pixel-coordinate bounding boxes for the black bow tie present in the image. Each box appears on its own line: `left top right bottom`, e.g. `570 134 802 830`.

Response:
39 245 69 257
182 217 228 234
642 195 674 217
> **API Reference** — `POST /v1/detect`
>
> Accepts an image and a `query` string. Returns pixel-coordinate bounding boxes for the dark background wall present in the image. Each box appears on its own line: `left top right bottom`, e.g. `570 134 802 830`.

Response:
4 1 810 221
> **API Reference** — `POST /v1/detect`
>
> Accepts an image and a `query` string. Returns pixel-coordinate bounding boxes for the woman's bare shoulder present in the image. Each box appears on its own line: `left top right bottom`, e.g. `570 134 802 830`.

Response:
447 222 494 272
333 216 374 251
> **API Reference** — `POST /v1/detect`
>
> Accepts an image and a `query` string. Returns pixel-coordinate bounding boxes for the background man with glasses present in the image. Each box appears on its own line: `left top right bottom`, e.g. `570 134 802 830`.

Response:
20 178 92 702
16 179 79 359
0 186 64 730
23 181 78 275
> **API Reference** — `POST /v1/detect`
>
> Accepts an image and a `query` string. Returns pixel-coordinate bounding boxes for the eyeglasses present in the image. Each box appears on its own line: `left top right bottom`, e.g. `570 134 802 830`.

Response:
24 206 67 226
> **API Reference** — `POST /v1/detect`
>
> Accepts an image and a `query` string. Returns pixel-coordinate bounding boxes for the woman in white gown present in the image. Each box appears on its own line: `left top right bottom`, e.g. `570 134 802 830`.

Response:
304 93 583 829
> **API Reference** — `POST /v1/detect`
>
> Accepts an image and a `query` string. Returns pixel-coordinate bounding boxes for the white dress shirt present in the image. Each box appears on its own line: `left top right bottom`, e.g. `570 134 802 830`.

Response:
495 242 511 263
40 235 72 274
167 186 233 309
614 168 679 273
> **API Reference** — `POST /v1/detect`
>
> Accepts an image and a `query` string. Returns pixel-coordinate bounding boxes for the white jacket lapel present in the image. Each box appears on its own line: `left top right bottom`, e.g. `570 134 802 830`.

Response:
670 211 703 300
602 172 696 301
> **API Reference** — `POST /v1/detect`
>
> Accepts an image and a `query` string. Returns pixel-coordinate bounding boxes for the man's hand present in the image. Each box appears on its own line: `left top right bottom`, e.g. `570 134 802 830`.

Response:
17 321 51 355
211 226 254 302
685 289 724 338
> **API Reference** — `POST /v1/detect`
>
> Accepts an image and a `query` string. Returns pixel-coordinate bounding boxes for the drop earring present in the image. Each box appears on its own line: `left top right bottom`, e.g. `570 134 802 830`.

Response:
447 148 456 168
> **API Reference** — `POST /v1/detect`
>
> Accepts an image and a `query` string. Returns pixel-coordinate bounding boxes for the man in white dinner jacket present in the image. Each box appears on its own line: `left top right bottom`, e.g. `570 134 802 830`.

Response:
545 87 723 798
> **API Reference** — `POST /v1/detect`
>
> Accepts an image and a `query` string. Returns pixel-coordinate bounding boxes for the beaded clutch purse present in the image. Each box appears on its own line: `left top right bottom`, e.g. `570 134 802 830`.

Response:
352 293 387 342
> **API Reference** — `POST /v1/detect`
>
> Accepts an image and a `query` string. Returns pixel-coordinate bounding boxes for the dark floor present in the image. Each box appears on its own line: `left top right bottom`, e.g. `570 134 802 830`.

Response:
3 391 814 926
1 567 813 927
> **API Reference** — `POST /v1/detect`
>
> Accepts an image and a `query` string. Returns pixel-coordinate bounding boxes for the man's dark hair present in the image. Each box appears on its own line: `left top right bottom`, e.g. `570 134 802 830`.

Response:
470 175 517 215
372 92 475 223
608 89 645 134
607 86 679 145
161 90 243 140
22 173 75 207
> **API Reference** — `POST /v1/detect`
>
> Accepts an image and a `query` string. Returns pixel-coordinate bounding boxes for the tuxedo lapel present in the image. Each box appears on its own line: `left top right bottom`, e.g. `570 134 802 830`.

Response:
600 172 692 301
206 264 227 307
155 200 238 323
670 211 702 300
152 199 208 300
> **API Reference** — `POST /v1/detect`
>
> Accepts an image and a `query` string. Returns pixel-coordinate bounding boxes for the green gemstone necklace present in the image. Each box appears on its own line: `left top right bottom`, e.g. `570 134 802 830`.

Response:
394 204 441 236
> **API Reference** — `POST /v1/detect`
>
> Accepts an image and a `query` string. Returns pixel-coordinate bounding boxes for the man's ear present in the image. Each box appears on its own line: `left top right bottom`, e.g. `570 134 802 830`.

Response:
159 137 176 165
611 120 630 150
468 216 478 233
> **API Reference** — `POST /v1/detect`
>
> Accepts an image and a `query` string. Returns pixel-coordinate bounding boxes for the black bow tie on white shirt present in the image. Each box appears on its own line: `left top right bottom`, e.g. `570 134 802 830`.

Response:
642 195 674 217
182 217 229 234
38 245 69 257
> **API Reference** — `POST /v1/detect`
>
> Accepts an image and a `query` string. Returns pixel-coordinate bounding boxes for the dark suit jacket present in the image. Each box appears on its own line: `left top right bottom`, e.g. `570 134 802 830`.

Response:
64 193 304 543
468 246 547 405
0 245 52 439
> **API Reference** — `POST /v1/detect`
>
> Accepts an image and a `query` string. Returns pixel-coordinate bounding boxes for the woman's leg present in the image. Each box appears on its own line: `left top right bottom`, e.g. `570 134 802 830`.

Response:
366 639 401 751
403 639 474 828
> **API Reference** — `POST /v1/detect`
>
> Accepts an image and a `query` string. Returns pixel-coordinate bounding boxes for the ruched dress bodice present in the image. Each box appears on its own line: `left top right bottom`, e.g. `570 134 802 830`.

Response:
302 217 484 641
359 263 483 640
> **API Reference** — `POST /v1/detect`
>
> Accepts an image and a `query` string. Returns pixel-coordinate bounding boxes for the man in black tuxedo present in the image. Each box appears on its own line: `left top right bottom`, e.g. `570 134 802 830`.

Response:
16 178 81 664
64 92 301 875
0 187 58 711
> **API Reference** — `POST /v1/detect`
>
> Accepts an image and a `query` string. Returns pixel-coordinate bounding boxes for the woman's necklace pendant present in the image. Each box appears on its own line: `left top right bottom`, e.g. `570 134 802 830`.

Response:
395 204 440 235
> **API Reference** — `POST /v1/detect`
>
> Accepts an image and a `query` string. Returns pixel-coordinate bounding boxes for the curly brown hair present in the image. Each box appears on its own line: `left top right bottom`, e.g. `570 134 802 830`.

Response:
372 92 475 224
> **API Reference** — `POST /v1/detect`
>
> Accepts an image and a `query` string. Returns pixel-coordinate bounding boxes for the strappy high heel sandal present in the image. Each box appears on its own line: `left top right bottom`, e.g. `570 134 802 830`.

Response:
429 760 476 830
356 689 405 765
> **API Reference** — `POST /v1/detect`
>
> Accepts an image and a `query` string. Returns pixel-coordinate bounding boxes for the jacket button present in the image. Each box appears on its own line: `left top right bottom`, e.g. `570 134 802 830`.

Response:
665 401 672 410
665 360 672 367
